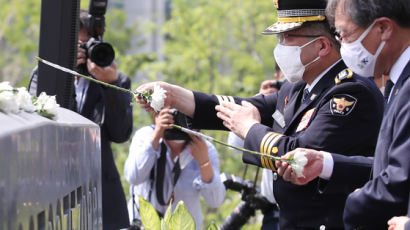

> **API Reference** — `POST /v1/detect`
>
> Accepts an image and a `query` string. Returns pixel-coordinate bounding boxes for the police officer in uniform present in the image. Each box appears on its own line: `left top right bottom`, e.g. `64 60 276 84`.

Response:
136 0 384 229
276 0 410 229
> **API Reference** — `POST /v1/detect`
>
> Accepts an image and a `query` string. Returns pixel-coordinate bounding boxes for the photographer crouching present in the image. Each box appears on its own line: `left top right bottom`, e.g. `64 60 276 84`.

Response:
124 108 226 230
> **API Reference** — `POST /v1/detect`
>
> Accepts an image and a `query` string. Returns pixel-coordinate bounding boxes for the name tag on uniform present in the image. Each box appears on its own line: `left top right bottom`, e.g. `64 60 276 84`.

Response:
272 110 286 128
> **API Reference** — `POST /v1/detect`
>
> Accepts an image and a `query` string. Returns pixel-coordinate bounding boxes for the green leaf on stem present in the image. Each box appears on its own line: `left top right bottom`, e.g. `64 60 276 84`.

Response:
168 201 195 230
139 196 161 230
206 221 218 230
163 199 172 225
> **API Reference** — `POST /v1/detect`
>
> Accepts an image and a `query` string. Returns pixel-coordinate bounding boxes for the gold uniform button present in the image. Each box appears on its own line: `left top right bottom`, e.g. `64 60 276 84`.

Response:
272 147 279 154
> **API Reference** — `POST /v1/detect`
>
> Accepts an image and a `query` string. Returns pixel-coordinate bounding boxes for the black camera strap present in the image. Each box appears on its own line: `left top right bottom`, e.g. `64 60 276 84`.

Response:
150 141 182 206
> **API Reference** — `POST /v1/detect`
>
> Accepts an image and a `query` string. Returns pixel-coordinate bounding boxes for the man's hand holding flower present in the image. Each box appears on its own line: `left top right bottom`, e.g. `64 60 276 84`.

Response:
276 148 324 185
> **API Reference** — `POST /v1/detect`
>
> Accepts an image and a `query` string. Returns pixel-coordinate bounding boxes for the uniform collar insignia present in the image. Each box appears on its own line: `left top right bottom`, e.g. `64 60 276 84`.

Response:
310 94 317 100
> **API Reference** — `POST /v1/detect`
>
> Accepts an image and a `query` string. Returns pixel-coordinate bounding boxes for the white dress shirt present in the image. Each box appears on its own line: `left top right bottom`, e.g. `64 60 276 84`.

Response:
387 46 410 102
321 47 410 179
124 126 226 230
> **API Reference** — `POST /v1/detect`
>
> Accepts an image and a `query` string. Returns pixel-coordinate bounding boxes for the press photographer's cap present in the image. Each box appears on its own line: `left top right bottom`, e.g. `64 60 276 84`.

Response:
263 0 327 34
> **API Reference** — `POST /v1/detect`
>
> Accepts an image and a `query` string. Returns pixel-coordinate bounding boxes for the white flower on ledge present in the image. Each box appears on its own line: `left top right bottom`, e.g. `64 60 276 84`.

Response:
0 81 19 113
0 81 13 91
0 81 59 119
33 92 60 120
16 87 35 113
0 90 19 113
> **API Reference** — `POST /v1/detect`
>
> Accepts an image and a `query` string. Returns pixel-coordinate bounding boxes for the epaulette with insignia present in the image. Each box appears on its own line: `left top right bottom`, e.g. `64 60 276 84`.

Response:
335 68 353 85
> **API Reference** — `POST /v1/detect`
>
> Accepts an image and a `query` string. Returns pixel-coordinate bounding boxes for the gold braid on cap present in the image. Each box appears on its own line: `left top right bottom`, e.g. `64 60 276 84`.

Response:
277 15 326 23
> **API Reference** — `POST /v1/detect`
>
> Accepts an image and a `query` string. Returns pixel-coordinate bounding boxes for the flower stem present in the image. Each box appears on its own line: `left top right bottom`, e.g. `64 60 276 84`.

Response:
171 124 292 163
35 56 143 97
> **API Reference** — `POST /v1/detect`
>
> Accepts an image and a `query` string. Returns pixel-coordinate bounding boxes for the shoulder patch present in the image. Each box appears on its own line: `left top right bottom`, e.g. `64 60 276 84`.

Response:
335 68 353 85
330 94 357 116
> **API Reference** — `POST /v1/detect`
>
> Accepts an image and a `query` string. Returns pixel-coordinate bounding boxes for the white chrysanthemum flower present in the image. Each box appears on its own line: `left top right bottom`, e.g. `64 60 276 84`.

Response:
34 92 60 119
15 87 35 112
291 151 308 177
150 84 167 112
34 92 48 110
43 95 59 117
0 81 13 91
0 91 19 113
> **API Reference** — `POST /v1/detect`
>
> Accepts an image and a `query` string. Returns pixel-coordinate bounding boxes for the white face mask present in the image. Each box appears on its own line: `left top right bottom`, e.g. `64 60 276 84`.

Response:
340 21 385 78
274 37 321 83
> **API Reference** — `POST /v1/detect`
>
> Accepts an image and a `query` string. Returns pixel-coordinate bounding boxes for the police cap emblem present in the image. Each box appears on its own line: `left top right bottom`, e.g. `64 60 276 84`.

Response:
263 0 327 34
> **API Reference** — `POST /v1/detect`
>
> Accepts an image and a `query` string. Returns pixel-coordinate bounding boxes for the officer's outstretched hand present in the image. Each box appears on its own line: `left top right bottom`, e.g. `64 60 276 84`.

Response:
216 100 261 139
276 148 324 185
136 82 195 117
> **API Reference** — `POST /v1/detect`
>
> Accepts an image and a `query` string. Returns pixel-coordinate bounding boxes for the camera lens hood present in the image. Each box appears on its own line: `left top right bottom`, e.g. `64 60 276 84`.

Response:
88 41 115 67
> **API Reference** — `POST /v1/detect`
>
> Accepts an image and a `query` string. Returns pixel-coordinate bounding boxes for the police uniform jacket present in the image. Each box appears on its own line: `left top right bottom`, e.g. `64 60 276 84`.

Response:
191 60 384 229
343 61 410 230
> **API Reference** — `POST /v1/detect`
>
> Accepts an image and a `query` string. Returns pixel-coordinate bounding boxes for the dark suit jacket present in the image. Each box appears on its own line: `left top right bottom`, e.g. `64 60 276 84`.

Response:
407 194 410 230
343 61 410 230
82 72 133 230
29 69 133 229
191 61 384 229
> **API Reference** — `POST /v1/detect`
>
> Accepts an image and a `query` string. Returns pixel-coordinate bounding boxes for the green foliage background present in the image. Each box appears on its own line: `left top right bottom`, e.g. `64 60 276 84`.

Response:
0 0 277 228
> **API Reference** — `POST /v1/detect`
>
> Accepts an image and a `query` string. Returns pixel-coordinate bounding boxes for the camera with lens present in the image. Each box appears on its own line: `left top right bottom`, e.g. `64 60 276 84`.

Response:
164 109 192 141
80 38 115 67
270 79 285 90
220 173 276 230
79 0 115 70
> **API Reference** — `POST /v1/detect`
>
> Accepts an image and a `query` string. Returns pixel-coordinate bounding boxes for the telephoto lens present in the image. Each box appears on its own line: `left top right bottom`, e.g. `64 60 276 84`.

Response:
81 38 115 67
220 201 255 230
220 173 277 229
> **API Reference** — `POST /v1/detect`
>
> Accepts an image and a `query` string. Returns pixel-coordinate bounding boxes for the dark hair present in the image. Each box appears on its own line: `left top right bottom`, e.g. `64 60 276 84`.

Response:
79 9 89 30
326 0 410 28
274 63 281 75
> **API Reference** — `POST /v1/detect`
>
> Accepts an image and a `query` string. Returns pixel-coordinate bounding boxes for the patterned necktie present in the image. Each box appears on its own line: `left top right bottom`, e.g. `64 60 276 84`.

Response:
384 79 394 103
168 159 181 204
302 88 310 103
172 158 181 186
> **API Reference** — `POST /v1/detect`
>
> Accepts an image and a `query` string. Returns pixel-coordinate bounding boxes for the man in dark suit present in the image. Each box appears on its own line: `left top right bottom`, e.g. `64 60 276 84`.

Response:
276 0 410 229
135 1 385 228
29 9 133 230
